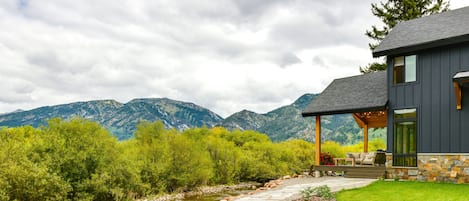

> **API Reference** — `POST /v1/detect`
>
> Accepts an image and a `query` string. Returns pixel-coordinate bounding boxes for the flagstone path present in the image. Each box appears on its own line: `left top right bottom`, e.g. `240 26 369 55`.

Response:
233 177 376 201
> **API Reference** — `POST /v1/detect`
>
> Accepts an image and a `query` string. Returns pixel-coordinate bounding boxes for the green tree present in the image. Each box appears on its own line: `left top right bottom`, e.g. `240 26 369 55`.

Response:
134 121 172 194
204 134 242 184
278 140 314 173
43 118 121 200
224 129 270 147
361 0 450 73
167 134 213 192
0 126 71 200
359 62 388 74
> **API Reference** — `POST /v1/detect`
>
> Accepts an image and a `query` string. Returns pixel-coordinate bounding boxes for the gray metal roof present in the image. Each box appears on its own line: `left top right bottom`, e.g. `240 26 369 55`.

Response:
453 70 469 83
302 71 387 117
373 6 469 57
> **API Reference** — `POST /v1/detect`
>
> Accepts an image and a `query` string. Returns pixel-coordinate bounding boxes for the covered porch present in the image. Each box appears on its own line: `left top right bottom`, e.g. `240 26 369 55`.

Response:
301 71 388 178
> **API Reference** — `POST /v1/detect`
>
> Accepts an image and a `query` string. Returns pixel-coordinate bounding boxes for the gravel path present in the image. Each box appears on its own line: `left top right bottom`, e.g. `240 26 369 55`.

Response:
233 177 376 201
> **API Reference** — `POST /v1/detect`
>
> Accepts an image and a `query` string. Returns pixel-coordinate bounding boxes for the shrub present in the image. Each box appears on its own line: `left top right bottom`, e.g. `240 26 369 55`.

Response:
205 135 241 184
0 119 330 200
321 141 345 158
279 140 314 173
301 186 316 200
301 185 335 201
167 134 213 192
320 153 334 165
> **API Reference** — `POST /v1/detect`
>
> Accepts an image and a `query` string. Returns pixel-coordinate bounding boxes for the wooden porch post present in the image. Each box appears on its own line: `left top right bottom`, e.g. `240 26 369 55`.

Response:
454 82 462 110
315 115 321 166
353 113 369 153
364 124 369 153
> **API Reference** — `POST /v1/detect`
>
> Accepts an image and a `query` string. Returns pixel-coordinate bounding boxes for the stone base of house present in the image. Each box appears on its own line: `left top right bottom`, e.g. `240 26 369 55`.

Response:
385 153 469 183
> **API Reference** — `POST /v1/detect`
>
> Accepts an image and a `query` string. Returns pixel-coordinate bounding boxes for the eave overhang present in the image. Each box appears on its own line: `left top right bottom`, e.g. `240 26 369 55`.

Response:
301 104 387 117
373 34 469 58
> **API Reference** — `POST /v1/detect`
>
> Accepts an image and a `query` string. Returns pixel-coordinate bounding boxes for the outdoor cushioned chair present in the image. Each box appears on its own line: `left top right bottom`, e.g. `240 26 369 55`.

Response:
346 152 376 166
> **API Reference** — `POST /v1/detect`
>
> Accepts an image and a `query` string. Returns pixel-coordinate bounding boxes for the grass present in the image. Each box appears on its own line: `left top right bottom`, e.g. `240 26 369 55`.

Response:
336 180 469 201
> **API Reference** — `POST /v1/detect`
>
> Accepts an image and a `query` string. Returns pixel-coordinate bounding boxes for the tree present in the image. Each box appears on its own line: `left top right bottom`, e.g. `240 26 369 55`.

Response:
43 118 121 200
360 62 387 74
361 0 450 73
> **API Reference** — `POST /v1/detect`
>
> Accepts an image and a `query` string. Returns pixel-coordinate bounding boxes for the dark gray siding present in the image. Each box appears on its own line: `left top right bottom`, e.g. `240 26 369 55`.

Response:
387 43 469 153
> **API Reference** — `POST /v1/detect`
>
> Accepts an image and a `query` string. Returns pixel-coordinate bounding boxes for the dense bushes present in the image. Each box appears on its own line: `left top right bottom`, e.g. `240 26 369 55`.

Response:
0 119 315 200
0 119 121 200
0 118 385 200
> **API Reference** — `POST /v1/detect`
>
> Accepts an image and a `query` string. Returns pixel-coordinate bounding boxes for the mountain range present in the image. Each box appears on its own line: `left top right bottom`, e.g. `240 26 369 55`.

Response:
0 94 385 143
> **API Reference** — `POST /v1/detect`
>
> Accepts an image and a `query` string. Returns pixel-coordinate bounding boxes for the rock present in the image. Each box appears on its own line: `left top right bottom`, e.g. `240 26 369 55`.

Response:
263 179 282 188
222 196 235 201
283 175 292 180
451 169 458 178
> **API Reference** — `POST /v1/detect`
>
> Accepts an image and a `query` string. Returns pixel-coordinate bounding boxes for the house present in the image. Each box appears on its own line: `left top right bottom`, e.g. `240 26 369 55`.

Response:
302 6 469 182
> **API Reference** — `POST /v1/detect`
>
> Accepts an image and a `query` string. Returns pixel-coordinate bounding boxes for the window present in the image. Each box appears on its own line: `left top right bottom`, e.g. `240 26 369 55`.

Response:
393 108 417 167
394 55 416 84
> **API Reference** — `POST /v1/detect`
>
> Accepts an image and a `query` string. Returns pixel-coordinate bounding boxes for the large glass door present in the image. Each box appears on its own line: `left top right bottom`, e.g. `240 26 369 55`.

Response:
393 109 417 167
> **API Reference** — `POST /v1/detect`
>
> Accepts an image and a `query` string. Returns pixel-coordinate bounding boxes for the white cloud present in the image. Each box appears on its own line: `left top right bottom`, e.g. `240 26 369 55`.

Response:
0 0 467 117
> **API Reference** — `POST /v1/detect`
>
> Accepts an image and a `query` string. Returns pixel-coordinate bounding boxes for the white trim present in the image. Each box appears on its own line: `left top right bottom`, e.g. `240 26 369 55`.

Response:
394 108 416 114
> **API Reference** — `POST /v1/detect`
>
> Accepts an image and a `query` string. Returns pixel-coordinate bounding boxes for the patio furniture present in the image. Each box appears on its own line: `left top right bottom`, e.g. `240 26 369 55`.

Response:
334 157 355 166
346 152 376 166
375 150 386 166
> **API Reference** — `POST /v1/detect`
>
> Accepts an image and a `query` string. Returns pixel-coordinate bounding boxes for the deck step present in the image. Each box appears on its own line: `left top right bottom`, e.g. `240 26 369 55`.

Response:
344 173 385 179
344 167 385 179
312 165 386 179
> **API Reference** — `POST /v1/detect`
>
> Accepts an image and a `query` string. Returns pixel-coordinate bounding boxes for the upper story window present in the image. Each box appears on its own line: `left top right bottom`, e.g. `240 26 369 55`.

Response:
394 55 416 84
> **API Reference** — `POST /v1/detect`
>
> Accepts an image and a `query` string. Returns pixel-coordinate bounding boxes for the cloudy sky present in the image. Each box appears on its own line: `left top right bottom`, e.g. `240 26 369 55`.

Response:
0 0 467 117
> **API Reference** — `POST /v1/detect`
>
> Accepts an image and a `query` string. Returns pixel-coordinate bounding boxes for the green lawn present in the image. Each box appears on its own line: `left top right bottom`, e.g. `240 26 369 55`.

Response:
336 180 469 201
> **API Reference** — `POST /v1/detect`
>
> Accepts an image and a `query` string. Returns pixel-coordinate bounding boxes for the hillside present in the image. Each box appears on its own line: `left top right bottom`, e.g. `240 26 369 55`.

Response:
102 98 223 139
0 94 385 143
0 100 123 128
0 98 222 140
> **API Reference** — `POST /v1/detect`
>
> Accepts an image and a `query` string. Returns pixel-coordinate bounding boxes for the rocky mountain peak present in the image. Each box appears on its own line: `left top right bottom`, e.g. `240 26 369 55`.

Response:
0 94 385 143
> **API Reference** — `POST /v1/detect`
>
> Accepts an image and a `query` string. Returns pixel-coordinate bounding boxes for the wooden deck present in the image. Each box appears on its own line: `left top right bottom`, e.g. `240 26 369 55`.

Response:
312 165 386 179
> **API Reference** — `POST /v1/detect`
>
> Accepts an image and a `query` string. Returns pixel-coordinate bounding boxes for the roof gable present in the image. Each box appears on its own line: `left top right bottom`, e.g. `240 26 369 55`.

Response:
302 71 387 116
373 6 469 57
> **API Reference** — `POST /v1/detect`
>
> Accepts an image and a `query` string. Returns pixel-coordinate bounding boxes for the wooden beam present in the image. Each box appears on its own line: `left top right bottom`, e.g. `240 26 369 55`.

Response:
315 115 321 166
352 113 366 128
366 120 387 128
364 124 369 153
353 111 387 128
454 82 462 110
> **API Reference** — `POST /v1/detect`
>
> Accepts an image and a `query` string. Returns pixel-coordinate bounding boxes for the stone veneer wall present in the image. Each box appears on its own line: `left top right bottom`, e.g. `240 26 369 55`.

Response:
385 153 469 183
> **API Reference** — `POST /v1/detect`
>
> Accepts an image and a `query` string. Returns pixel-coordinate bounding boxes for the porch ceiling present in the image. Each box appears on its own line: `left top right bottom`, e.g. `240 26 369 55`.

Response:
353 110 387 129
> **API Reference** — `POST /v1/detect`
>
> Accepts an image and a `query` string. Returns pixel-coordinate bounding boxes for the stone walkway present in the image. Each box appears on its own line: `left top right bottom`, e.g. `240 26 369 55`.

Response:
233 177 376 201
